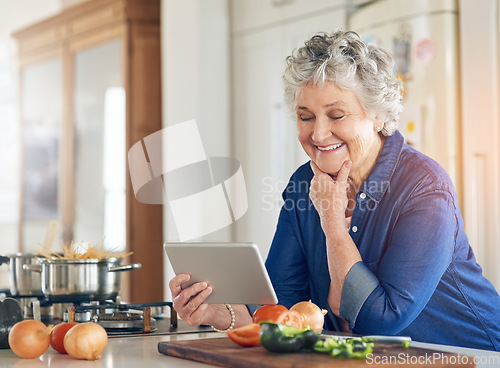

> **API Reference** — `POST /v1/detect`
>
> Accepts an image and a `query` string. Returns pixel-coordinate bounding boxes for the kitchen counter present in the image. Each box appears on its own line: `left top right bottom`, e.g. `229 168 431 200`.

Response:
1 330 500 367
0 330 221 368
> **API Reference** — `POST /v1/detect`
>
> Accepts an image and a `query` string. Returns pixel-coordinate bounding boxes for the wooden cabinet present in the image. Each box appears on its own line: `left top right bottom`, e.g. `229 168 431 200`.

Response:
14 0 163 302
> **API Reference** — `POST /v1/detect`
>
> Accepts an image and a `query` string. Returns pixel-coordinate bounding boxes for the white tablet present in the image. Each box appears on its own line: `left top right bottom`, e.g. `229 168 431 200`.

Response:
164 242 278 305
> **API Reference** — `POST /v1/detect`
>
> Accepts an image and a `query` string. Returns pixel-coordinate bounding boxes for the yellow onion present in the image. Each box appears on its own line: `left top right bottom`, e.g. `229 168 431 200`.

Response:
290 301 327 333
8 320 52 359
63 322 108 360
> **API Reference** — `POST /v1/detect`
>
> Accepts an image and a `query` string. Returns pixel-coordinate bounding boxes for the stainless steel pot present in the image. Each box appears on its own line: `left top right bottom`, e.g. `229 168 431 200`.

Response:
0 253 44 297
23 258 141 302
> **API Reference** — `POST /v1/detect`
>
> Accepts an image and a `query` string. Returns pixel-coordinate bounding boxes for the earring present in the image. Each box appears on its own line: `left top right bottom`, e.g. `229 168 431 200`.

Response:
376 126 382 132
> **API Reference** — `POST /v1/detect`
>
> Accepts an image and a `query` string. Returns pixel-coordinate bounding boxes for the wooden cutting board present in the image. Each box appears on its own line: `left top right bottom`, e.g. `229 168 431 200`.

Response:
158 337 476 367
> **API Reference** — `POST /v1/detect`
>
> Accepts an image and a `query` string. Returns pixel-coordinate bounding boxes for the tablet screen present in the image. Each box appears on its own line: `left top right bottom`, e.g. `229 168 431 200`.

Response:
164 242 278 305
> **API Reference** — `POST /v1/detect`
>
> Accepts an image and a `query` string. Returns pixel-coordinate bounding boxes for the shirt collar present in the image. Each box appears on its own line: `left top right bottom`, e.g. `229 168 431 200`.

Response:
361 130 404 203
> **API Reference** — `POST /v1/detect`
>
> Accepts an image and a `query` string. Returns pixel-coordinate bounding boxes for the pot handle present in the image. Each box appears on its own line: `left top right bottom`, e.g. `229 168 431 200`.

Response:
108 263 142 272
22 264 43 273
0 256 9 265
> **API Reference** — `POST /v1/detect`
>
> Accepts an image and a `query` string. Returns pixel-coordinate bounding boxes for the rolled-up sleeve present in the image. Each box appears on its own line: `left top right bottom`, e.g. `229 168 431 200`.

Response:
339 261 379 328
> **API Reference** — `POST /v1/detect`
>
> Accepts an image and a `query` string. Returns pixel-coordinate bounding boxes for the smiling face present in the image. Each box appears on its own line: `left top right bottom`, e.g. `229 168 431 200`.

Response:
296 81 384 184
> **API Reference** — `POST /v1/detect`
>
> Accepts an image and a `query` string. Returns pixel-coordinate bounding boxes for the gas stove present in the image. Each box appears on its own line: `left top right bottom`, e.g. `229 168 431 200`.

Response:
67 301 176 335
14 296 215 338
96 311 156 334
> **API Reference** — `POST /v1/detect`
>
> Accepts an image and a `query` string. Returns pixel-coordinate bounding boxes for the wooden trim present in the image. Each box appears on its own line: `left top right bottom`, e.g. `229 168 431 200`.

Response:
12 0 159 54
17 47 62 68
123 0 161 21
122 24 133 304
12 0 124 49
67 22 126 54
127 21 163 303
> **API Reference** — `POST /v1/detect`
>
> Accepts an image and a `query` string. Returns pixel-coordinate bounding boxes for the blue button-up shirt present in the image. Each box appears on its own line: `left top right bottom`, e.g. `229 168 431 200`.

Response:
265 131 500 351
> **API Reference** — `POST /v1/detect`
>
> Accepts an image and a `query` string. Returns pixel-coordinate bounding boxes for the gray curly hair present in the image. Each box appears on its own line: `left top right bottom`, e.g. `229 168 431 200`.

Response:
282 30 403 136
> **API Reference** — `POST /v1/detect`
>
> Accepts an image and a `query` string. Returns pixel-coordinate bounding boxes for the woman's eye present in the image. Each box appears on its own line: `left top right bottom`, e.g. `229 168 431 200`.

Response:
298 115 314 122
329 115 345 120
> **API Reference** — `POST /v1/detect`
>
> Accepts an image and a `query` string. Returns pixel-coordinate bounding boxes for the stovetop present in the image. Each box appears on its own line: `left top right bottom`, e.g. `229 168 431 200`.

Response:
106 318 216 338
69 301 174 335
12 296 216 338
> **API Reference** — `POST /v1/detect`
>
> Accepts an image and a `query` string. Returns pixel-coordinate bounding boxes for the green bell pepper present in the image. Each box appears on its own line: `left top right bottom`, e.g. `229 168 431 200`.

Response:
259 322 319 353
259 322 375 359
313 336 374 359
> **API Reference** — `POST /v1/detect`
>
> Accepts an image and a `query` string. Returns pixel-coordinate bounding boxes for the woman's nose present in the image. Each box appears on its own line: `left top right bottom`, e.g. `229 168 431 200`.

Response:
311 117 331 143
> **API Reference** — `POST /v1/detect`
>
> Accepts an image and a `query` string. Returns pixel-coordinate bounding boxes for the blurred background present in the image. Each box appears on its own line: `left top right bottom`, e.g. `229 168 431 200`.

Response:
0 0 498 302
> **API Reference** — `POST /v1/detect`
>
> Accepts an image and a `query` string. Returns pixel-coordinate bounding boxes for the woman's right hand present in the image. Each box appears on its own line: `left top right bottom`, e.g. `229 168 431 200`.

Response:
169 273 215 326
309 160 351 233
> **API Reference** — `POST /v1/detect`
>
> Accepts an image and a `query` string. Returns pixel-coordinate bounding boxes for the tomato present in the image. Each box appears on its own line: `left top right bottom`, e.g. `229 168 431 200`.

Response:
252 305 288 324
227 323 261 347
50 322 78 354
276 310 303 329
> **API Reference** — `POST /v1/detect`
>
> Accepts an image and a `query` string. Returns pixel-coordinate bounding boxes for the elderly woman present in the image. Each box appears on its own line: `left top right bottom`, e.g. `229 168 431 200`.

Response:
169 30 500 351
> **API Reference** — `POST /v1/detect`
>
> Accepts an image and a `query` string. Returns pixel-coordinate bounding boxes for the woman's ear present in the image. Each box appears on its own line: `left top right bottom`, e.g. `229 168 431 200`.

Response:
372 115 384 132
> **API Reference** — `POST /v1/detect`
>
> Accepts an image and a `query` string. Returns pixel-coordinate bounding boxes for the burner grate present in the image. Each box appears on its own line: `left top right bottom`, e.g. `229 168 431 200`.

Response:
66 302 176 334
97 312 142 321
93 311 157 331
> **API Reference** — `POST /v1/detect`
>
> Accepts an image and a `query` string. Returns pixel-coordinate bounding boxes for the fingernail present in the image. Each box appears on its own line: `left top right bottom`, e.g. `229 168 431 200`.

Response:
345 161 352 169
199 282 207 289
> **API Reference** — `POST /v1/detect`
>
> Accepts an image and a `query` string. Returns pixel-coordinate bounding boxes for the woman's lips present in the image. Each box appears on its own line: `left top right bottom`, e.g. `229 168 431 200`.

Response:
316 142 345 151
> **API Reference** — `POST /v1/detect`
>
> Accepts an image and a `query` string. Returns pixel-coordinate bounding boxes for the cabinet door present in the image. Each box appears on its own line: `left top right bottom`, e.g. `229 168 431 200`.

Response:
232 26 285 253
282 0 344 20
20 58 63 250
231 0 284 33
231 0 344 34
232 10 346 255
73 39 125 250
